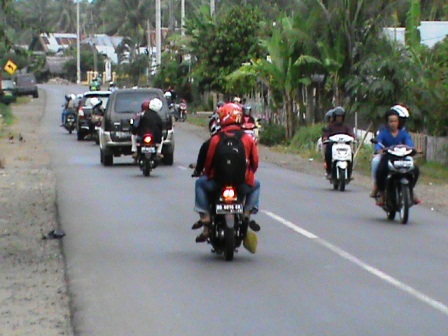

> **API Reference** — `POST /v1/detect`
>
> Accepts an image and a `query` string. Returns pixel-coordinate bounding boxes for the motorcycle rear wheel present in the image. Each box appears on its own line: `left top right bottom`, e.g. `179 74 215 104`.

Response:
224 214 235 261
142 159 151 176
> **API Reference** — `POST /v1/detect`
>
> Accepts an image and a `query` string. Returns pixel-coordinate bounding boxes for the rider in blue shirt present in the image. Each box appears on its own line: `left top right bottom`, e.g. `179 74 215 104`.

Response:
371 105 420 205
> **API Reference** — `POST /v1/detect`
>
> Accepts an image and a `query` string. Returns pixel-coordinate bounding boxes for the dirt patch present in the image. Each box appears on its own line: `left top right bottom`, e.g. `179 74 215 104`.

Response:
0 94 73 335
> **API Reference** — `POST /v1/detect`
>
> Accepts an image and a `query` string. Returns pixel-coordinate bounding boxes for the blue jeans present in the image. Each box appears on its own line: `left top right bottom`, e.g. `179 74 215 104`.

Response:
194 176 260 215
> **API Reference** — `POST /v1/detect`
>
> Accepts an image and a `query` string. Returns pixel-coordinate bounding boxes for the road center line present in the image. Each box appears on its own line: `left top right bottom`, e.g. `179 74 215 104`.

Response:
262 209 448 316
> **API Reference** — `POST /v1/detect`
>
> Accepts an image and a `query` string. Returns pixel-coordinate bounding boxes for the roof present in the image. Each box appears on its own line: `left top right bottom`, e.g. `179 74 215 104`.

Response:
82 91 112 96
384 21 448 48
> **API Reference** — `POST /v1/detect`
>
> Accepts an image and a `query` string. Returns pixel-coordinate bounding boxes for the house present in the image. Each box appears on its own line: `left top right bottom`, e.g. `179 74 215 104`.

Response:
384 21 448 48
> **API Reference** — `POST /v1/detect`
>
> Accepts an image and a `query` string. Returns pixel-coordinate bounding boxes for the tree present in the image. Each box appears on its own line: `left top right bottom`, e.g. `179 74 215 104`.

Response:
186 4 264 94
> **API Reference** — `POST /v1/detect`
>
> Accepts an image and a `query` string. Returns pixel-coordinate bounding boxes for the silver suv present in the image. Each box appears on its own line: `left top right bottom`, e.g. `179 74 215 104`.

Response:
99 88 174 166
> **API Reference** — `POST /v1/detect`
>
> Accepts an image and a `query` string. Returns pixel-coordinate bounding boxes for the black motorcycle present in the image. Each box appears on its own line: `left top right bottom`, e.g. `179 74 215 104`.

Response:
63 109 77 134
136 133 160 177
374 144 418 224
207 184 249 261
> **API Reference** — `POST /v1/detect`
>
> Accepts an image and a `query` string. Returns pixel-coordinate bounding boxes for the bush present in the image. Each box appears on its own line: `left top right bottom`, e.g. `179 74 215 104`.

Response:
259 123 286 146
289 124 324 151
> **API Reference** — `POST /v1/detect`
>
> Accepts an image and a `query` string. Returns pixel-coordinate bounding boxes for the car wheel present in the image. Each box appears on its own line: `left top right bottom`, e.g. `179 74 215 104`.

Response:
33 91 38 98
77 130 84 141
103 150 113 166
162 151 174 165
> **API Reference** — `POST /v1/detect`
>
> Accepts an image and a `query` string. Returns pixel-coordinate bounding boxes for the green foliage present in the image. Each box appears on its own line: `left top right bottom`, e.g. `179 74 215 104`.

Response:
289 124 324 151
63 49 106 83
0 104 15 128
186 5 264 94
259 123 286 147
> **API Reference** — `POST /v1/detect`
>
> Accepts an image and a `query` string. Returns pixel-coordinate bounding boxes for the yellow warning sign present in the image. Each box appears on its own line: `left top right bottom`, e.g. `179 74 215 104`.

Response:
4 60 18 75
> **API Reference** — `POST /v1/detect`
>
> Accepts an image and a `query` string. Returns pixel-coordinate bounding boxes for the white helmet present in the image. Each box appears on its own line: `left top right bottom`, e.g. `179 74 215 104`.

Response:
164 91 172 98
390 104 409 118
149 98 163 112
89 97 101 107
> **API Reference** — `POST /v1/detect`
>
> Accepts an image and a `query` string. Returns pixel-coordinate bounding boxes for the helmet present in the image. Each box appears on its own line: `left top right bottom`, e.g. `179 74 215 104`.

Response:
332 106 345 122
217 101 225 109
218 103 243 127
164 91 172 99
208 118 221 136
390 104 409 118
242 104 252 115
141 100 151 111
149 98 163 112
384 108 400 122
233 96 241 104
325 109 334 122
109 81 115 86
89 97 101 107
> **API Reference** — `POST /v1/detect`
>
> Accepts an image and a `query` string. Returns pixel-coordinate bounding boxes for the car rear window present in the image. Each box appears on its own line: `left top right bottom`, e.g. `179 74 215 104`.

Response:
16 75 36 85
114 92 165 114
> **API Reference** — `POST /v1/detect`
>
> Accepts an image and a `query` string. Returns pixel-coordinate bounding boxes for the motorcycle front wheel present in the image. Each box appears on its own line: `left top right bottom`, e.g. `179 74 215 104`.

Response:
338 168 346 191
398 184 411 224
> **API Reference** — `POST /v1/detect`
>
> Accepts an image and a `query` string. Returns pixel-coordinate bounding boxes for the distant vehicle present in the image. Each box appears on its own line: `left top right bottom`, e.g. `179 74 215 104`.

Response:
0 79 18 105
14 73 38 98
99 87 175 166
76 91 111 141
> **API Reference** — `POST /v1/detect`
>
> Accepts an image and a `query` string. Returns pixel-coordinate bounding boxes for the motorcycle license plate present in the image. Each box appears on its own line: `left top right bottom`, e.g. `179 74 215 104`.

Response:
141 146 156 154
216 203 243 214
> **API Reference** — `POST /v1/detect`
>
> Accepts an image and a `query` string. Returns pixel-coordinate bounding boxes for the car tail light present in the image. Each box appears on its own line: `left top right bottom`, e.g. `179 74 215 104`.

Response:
222 186 237 202
78 107 85 118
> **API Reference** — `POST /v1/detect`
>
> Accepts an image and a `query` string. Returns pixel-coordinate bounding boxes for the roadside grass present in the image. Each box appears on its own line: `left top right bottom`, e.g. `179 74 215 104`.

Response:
187 115 448 185
0 97 32 138
187 114 210 129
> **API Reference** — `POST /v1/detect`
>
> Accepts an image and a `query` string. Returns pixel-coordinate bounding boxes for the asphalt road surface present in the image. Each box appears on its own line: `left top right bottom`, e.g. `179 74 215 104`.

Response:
41 84 448 336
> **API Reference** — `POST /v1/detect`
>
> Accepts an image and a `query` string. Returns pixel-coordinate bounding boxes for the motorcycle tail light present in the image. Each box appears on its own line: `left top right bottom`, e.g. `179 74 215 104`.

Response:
222 186 237 202
143 135 153 144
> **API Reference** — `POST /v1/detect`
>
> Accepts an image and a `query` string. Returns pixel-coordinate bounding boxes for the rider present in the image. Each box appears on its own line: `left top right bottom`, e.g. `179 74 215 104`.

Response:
108 81 118 92
131 98 164 159
191 115 222 177
61 94 77 126
193 103 261 242
322 106 356 179
371 105 420 205
242 104 256 126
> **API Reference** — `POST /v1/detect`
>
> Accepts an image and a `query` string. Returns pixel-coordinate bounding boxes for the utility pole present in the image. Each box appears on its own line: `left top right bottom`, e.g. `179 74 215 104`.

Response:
76 0 81 84
181 0 185 36
156 0 161 68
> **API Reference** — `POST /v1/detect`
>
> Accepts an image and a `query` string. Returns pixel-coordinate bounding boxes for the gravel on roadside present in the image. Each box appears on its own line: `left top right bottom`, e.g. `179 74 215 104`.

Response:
0 93 73 336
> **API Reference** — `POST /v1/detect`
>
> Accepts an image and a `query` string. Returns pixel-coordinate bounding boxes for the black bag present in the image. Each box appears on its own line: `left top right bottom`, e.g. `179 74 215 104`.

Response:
213 130 247 186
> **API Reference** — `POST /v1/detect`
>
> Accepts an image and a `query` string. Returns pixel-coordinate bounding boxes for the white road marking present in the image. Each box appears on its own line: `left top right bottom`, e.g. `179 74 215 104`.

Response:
177 166 188 170
262 209 448 316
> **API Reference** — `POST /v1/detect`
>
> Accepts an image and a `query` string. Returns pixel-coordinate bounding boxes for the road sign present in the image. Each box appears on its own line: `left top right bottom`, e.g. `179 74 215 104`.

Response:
4 60 18 75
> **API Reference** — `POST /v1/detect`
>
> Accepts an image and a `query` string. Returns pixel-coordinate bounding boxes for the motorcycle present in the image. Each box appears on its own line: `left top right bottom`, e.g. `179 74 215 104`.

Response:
373 143 418 224
242 121 258 140
324 133 355 191
136 133 161 177
205 184 250 261
62 108 77 134
171 100 188 122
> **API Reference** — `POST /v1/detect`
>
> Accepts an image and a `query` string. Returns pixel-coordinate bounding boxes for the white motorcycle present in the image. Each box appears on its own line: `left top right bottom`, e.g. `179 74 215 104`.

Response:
324 134 355 191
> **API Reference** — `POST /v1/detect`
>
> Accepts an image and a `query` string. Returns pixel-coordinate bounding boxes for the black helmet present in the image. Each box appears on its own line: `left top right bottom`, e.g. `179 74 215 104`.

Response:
332 106 345 122
217 101 225 109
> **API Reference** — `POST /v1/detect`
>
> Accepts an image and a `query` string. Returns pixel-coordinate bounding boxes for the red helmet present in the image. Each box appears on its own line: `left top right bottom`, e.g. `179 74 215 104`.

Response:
141 100 151 111
217 103 243 127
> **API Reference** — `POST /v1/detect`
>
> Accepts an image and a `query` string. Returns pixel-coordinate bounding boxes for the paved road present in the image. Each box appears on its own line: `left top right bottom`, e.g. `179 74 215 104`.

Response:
41 84 448 335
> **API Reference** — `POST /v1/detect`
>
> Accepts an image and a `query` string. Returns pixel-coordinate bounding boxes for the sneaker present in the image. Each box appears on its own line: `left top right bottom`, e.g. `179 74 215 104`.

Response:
195 227 210 243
